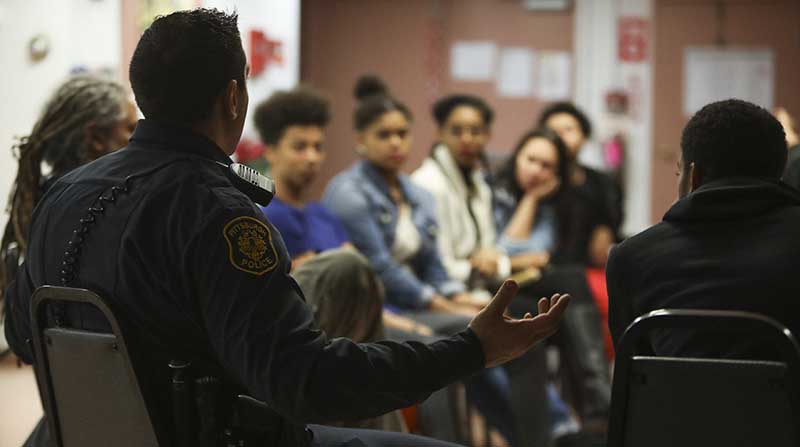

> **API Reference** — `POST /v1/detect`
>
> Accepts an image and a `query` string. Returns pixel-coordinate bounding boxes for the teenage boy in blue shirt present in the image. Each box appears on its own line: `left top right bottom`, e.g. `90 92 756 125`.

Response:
253 87 353 268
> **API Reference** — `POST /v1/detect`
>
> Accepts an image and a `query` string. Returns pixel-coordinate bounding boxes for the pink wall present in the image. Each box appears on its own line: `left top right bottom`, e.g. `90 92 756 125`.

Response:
301 0 574 199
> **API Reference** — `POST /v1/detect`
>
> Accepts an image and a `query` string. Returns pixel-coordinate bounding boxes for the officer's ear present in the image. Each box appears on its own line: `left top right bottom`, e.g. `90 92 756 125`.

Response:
224 79 240 121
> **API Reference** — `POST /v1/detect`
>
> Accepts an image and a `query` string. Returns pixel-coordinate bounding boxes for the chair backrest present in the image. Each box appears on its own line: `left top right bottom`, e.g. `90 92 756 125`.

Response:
30 286 159 447
608 309 800 447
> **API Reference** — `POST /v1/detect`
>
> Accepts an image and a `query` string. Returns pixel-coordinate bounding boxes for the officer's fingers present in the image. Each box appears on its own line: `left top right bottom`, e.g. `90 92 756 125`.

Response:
550 293 566 306
486 279 519 316
517 294 570 334
537 297 550 315
548 293 570 319
536 293 562 315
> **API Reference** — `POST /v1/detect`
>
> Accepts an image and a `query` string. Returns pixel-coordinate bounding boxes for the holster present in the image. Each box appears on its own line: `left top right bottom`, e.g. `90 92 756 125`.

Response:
168 360 305 447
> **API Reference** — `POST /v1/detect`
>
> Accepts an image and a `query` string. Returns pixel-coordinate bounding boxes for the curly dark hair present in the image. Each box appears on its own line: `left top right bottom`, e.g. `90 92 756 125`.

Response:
681 99 786 181
352 74 412 131
254 87 331 145
432 94 494 128
129 8 246 126
538 102 592 139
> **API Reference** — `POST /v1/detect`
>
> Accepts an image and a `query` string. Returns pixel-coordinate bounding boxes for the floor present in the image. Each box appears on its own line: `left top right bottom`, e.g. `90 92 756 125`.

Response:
0 353 41 447
0 350 507 447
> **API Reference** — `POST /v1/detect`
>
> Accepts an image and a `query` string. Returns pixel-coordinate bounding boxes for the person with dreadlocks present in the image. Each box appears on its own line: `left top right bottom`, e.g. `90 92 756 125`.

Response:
0 75 137 357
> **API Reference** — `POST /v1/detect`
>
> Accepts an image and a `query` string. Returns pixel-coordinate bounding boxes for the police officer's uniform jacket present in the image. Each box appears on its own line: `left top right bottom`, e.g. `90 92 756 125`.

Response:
4 120 486 445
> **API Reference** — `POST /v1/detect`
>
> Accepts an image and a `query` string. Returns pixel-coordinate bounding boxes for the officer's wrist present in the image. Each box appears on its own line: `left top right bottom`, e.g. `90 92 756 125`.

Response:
461 327 487 368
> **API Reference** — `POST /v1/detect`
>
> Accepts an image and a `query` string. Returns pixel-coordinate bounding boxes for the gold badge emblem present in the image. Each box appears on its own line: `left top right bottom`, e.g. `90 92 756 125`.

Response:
223 216 278 275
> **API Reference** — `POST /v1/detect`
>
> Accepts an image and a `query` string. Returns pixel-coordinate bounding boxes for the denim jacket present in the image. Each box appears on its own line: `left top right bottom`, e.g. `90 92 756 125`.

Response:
322 160 465 310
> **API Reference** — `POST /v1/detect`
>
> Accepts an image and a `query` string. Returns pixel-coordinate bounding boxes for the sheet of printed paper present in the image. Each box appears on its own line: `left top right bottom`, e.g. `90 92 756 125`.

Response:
496 47 536 98
450 41 497 81
537 51 572 100
683 48 774 116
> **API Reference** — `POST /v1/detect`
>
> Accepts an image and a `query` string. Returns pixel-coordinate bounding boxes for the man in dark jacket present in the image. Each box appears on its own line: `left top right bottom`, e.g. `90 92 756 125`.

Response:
3 8 569 447
607 99 800 358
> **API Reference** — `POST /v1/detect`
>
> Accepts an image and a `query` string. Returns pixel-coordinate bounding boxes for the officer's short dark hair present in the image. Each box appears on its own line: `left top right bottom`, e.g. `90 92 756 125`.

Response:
681 99 786 181
129 9 246 127
432 94 494 128
253 87 331 145
538 102 592 139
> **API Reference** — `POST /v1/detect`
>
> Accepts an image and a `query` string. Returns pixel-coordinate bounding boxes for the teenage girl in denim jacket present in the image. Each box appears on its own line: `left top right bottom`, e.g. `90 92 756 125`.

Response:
323 76 517 446
323 78 486 325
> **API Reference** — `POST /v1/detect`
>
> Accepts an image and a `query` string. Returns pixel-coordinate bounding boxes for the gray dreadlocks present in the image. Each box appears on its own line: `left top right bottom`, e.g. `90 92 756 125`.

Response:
1 75 129 308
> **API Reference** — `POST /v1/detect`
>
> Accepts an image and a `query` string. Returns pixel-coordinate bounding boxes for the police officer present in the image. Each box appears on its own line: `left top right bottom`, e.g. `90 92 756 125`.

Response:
3 9 569 447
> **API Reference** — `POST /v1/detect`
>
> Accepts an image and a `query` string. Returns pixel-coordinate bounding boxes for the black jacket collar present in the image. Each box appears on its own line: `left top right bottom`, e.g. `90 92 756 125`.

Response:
664 177 800 223
128 119 233 166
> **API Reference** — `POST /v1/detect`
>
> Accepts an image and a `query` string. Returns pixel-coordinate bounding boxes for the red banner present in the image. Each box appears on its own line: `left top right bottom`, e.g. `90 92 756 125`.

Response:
618 17 648 63
249 30 284 77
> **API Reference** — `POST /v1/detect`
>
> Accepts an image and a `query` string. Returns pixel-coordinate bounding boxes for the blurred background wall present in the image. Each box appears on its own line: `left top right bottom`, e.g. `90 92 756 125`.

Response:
1 0 799 239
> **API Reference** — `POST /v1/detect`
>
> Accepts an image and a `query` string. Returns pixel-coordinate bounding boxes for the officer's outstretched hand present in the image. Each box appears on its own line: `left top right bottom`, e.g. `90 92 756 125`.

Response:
469 279 570 368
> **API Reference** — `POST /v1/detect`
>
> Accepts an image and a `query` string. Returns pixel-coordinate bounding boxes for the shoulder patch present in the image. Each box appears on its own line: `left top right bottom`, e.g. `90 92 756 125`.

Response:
223 216 279 275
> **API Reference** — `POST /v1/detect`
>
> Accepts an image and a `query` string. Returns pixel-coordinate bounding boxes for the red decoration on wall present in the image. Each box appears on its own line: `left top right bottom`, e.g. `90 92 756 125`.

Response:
234 138 265 164
618 17 648 63
250 29 284 77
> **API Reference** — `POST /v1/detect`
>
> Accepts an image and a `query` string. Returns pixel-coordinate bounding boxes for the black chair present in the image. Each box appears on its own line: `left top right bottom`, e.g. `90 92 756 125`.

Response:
608 309 800 447
29 286 159 447
0 242 21 359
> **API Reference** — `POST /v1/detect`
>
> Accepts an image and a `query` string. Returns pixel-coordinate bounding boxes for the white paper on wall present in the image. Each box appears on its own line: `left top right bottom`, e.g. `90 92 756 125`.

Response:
203 0 301 139
537 51 571 100
450 41 497 81
495 47 536 98
68 0 122 74
683 48 774 116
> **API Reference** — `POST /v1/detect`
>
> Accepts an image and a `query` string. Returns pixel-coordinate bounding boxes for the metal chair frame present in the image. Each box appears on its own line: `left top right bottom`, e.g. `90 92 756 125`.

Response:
29 285 159 447
608 308 800 447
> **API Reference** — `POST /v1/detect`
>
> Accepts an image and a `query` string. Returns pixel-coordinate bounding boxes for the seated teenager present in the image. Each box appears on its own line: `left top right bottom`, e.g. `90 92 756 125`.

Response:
322 77 487 325
253 86 474 441
411 95 509 295
411 94 567 446
253 87 432 337
537 102 623 269
254 87 351 267
323 76 516 445
494 128 611 437
538 102 622 359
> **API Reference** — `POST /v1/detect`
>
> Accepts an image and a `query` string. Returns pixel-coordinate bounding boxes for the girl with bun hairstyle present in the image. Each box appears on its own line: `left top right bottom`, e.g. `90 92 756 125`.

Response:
324 75 486 323
323 75 516 446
